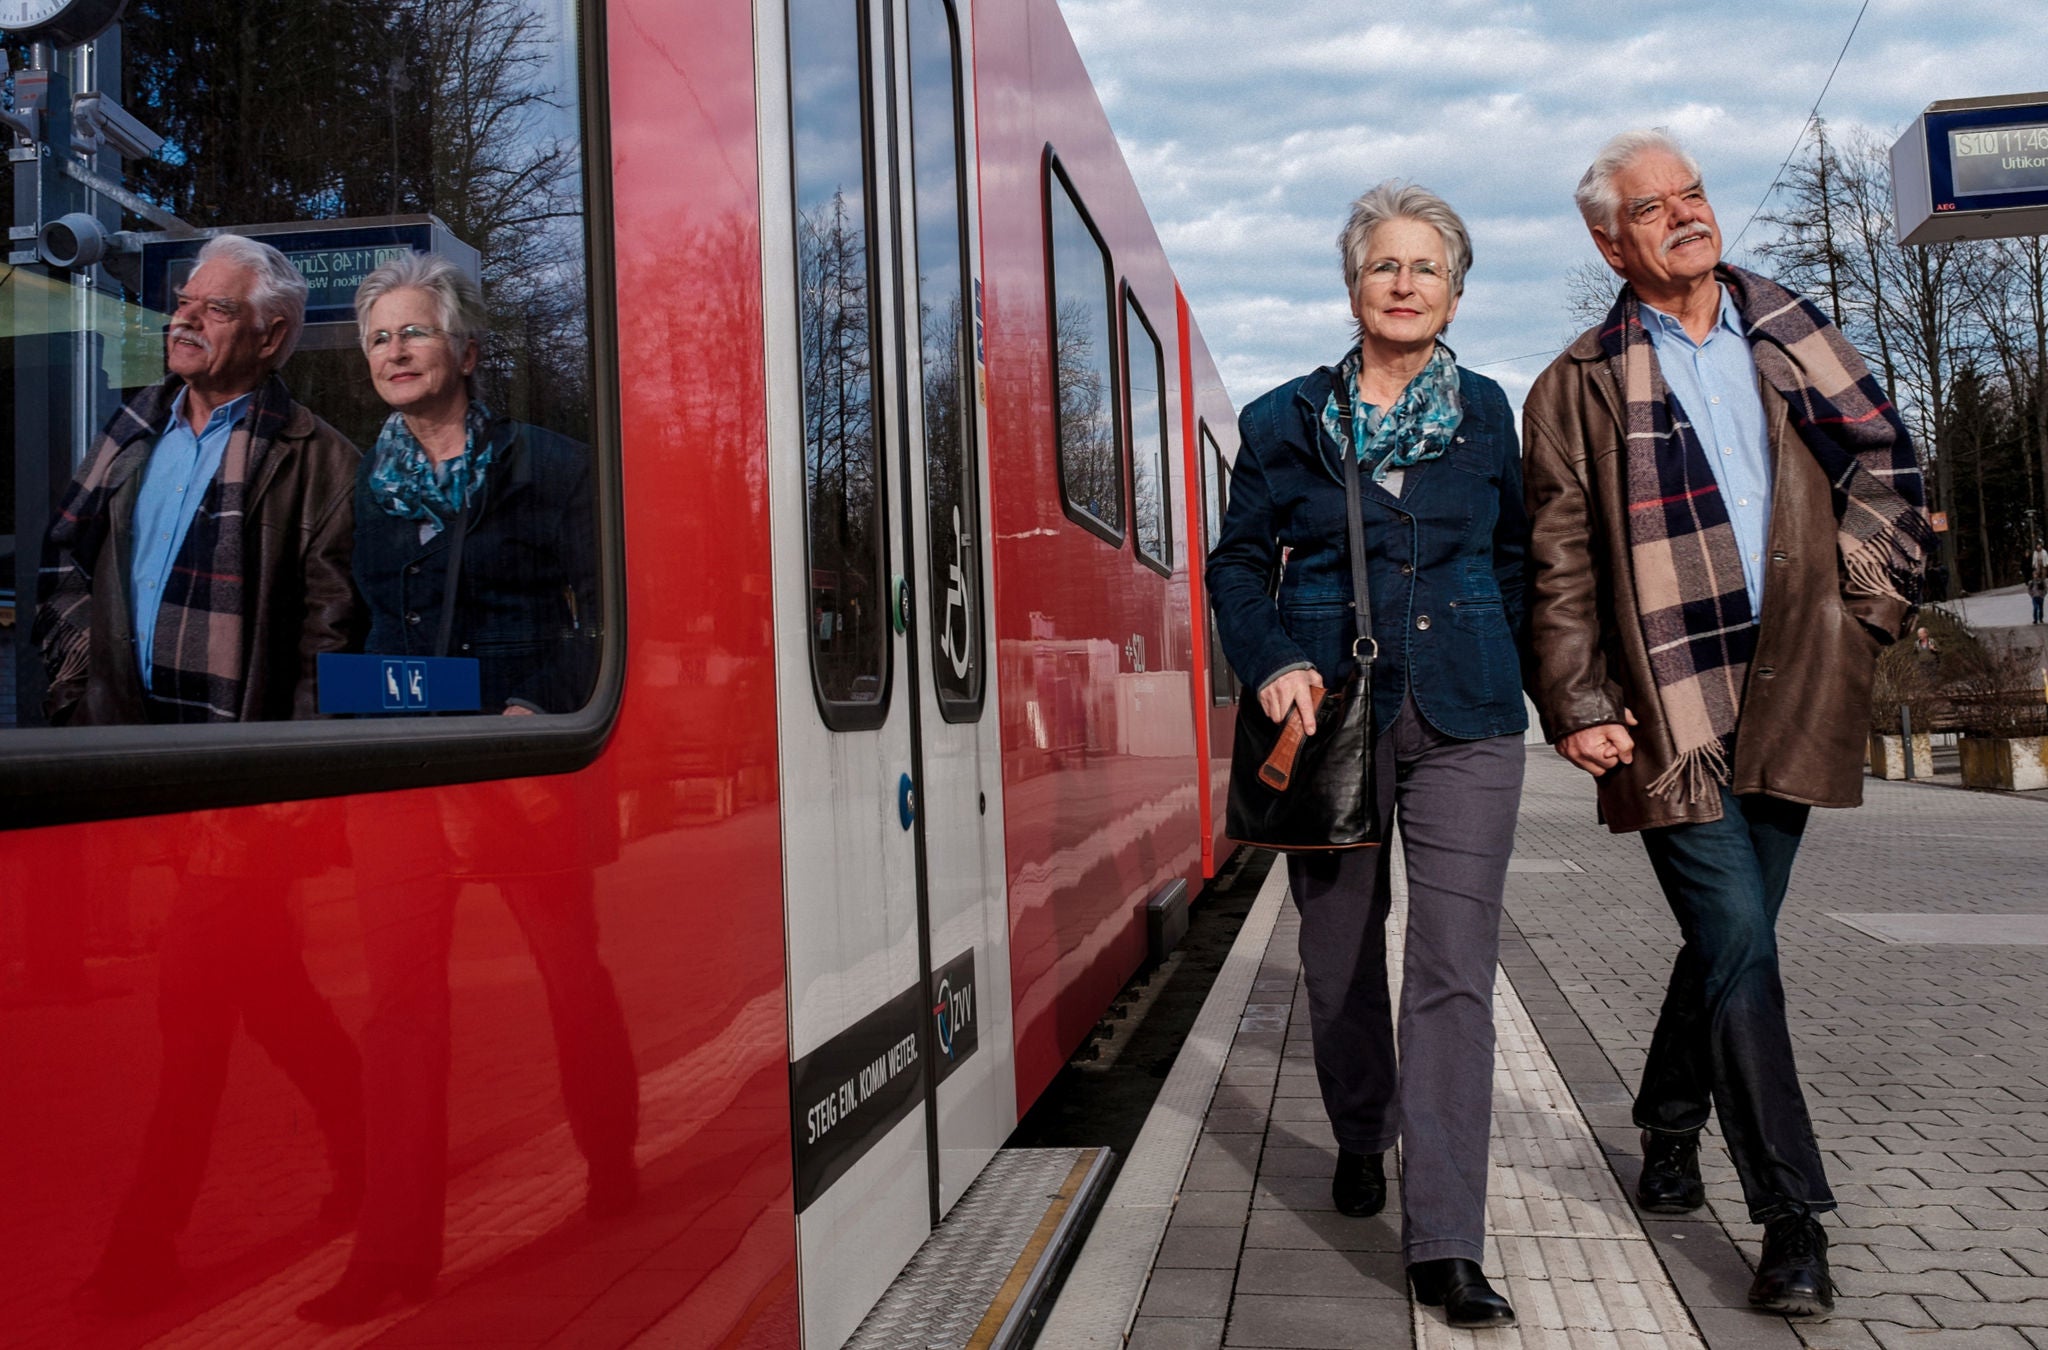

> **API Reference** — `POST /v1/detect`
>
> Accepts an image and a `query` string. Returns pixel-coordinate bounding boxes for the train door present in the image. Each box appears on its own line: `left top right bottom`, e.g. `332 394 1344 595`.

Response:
759 0 1010 1342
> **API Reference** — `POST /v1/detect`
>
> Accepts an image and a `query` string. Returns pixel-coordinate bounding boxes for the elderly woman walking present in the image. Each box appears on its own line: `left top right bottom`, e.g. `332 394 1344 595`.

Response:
1207 182 1530 1329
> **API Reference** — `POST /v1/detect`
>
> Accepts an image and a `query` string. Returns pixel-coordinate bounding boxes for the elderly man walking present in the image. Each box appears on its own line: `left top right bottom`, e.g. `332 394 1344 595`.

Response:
1522 129 1931 1319
39 233 368 1313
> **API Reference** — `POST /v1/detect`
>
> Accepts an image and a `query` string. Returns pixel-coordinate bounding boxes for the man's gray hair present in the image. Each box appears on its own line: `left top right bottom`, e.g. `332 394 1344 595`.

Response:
353 250 489 355
1575 129 1703 235
1338 180 1473 298
195 233 309 368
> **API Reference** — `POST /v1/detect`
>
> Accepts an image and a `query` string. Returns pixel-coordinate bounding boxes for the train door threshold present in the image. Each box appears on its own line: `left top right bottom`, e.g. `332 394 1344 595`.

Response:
845 1145 1113 1350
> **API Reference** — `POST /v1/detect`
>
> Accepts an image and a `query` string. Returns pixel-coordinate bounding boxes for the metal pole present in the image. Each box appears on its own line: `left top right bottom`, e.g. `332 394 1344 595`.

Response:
1900 704 1916 780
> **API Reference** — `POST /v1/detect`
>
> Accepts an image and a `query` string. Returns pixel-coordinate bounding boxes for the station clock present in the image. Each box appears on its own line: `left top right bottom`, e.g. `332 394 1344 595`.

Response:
0 0 127 48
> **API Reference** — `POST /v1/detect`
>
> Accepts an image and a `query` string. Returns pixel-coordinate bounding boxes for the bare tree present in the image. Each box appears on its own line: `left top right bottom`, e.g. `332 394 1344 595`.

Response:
1054 299 1118 527
1564 259 1619 337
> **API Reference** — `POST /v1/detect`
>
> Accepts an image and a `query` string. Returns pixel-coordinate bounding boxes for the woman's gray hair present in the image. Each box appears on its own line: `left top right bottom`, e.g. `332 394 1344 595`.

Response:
353 250 489 355
1575 129 1702 234
195 233 309 368
1338 181 1473 298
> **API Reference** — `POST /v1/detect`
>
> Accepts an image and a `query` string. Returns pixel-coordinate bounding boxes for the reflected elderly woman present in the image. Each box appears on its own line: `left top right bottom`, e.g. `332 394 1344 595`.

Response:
1207 182 1530 1329
299 255 631 1326
348 252 596 714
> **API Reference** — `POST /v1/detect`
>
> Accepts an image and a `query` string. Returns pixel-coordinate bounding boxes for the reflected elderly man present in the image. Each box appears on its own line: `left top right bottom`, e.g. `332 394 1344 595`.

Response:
37 232 361 723
40 234 367 1314
1523 130 1931 1319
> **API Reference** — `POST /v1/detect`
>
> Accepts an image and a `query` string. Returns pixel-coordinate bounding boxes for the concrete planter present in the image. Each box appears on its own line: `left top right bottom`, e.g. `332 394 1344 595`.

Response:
1868 732 1932 780
1959 735 2048 791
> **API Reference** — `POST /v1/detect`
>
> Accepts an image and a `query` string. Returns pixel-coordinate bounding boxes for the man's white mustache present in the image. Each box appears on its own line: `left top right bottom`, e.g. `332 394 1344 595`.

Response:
1661 229 1711 257
168 327 213 355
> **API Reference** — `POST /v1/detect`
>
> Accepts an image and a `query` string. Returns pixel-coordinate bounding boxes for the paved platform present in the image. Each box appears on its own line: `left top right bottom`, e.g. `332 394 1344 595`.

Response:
1060 748 2048 1350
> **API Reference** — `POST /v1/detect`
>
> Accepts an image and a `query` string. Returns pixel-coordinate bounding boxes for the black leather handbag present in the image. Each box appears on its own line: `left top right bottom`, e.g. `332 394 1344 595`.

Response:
1224 386 1382 852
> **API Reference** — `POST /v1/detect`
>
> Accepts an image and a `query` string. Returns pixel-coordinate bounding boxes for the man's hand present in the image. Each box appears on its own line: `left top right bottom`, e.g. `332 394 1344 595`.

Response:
1259 669 1324 736
1558 708 1639 777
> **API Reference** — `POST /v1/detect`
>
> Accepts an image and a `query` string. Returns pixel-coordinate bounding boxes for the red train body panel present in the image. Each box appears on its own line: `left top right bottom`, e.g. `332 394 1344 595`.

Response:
0 0 1235 1344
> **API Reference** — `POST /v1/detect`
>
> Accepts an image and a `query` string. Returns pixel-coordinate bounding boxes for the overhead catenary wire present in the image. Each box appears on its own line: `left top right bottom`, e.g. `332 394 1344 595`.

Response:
1475 0 1874 373
1725 0 1872 254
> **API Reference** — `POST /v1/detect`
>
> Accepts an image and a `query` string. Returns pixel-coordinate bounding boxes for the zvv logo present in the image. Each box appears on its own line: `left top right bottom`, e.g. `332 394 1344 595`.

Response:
929 950 979 1084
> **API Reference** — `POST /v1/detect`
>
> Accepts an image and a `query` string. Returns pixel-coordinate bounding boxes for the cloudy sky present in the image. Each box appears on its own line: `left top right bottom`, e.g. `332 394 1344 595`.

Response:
1059 0 2044 416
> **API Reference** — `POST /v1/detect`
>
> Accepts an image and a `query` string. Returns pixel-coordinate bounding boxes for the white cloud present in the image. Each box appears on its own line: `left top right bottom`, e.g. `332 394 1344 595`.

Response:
1062 0 2044 416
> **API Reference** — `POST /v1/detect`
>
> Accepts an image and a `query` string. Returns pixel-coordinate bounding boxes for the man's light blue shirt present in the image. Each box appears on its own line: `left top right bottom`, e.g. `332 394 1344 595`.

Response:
1641 289 1773 615
129 387 253 688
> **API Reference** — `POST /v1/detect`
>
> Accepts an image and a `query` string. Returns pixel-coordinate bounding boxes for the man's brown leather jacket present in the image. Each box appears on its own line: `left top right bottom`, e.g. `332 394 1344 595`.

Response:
1522 325 1911 833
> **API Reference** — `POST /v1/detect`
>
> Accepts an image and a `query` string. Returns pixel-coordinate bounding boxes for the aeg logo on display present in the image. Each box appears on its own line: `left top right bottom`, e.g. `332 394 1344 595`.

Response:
929 949 979 1086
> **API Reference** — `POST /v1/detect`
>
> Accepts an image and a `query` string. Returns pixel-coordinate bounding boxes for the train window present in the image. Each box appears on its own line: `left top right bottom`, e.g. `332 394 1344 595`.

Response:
1044 156 1122 543
790 0 890 727
1201 420 1237 704
908 0 983 721
1123 290 1170 575
0 0 616 822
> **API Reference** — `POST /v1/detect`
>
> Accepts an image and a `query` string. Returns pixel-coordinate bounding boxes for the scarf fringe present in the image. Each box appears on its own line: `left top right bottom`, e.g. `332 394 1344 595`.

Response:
1842 518 1930 607
1645 738 1730 806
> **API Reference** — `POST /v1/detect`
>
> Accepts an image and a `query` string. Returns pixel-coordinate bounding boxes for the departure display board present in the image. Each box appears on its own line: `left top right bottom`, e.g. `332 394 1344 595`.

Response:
138 215 480 347
1894 93 2048 245
1948 122 2048 198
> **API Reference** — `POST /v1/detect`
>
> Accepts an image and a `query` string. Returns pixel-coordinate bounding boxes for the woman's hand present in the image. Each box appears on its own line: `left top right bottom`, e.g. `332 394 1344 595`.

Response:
1259 668 1325 736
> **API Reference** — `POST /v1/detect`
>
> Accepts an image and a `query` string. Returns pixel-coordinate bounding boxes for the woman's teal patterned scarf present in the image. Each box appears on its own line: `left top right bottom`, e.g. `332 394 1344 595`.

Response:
1320 342 1463 484
367 401 496 530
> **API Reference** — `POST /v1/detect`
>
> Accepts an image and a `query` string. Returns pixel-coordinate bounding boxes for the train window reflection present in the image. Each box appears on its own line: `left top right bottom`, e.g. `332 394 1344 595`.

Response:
1045 158 1121 541
908 0 983 721
790 0 890 726
1 2 600 731
1124 291 1169 574
1201 421 1237 704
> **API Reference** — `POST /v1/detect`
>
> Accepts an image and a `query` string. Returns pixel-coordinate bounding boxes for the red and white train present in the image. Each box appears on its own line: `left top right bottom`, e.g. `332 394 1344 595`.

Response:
0 0 1241 1344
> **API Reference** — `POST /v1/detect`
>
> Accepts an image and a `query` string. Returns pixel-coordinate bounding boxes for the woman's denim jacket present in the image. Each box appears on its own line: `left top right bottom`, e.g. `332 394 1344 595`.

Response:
1205 361 1530 740
353 417 599 714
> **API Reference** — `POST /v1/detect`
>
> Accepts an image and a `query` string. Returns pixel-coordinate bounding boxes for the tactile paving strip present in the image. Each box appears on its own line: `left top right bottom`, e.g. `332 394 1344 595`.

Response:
1385 844 1708 1350
845 1146 1106 1350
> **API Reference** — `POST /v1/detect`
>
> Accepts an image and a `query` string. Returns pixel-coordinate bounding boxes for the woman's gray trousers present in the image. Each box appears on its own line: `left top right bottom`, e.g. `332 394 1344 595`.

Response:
1285 696 1524 1264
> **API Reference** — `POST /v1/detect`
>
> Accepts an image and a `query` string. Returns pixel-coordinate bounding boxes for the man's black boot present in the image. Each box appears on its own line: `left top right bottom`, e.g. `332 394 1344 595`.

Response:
1332 1148 1385 1217
1748 1213 1834 1318
1409 1258 1515 1329
1636 1128 1706 1214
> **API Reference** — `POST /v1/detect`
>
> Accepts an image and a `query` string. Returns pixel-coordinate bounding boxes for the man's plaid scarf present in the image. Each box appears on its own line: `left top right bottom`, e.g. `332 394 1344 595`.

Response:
37 374 296 722
1600 265 1932 804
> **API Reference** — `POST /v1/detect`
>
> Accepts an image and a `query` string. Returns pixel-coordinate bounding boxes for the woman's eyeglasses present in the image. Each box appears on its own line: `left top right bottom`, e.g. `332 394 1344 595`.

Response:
367 324 448 351
1362 259 1448 287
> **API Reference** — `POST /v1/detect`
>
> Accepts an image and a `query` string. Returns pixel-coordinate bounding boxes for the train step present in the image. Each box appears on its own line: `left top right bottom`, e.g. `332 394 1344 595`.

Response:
845 1145 1113 1350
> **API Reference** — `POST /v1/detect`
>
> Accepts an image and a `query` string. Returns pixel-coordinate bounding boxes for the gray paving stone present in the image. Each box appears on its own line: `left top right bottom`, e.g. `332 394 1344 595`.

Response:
1224 1293 1408 1348
1258 1146 1339 1178
1128 1316 1227 1350
1792 1321 1885 1350
1232 1247 1405 1300
1917 1295 2048 1328
1243 1207 1402 1254
1250 1175 1405 1221
1156 1224 1246 1270
1207 1109 1272 1134
1684 1303 1806 1349
1867 1326 2034 1350
1971 1273 2048 1301
1183 1157 1257 1192
1172 1189 1254 1228
1140 1267 1236 1321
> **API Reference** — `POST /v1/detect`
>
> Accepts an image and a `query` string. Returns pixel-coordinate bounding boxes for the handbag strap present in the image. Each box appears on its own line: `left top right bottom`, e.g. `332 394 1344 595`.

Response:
434 503 471 660
1332 378 1378 668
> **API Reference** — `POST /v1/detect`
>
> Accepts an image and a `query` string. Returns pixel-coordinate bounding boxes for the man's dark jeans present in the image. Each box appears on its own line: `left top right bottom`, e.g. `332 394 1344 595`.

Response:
1635 787 1835 1223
